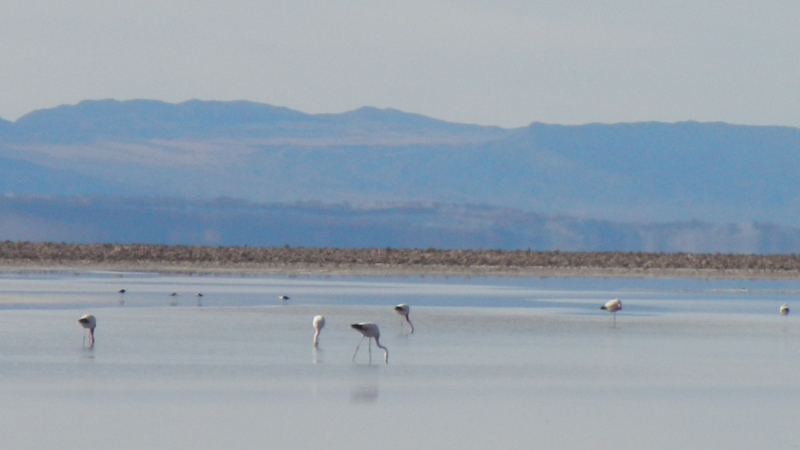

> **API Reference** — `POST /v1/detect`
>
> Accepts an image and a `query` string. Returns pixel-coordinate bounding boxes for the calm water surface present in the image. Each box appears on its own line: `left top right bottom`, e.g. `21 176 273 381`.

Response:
1 272 799 449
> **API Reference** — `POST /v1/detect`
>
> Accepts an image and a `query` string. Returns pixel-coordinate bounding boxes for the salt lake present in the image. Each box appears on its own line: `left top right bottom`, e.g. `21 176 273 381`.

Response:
1 271 799 449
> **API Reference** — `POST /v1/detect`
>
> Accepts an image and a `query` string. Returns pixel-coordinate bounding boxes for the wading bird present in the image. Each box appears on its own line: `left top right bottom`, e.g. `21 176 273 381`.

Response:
312 315 325 347
78 314 97 346
600 298 622 326
394 304 414 333
351 322 388 364
781 303 790 316
279 295 290 301
196 293 203 307
118 289 126 306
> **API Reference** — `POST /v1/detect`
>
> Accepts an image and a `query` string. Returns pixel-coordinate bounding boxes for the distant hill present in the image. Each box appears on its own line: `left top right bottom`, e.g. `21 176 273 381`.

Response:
1 99 800 252
2 196 799 254
1 99 503 144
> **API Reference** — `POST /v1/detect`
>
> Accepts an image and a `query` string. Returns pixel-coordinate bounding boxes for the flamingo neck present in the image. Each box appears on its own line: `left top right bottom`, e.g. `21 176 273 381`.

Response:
313 330 320 346
374 337 388 363
405 315 414 332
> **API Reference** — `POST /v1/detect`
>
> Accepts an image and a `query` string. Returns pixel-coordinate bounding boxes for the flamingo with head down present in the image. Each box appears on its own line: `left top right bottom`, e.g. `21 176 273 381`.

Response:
351 322 388 364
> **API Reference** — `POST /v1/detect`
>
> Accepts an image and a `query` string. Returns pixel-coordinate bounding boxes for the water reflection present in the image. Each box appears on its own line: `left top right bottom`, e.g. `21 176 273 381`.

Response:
350 384 379 404
80 346 95 360
350 365 380 403
312 347 324 364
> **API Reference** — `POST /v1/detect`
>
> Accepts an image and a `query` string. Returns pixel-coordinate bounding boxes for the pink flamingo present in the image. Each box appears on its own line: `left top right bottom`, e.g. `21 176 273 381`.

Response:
351 322 388 364
78 314 97 346
394 304 414 333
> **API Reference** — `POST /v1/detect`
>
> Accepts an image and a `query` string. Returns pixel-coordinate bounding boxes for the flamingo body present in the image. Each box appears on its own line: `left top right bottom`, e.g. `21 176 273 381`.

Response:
394 303 414 333
312 315 325 347
781 303 790 316
279 295 290 301
600 298 622 326
600 298 622 313
78 314 97 345
351 322 388 363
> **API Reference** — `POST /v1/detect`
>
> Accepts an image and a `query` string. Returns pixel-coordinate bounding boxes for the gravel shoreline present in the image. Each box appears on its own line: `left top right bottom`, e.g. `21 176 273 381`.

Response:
2 242 800 280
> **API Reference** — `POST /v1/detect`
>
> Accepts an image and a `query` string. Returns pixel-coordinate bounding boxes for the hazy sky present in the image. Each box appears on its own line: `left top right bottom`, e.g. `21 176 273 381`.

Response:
1 0 798 128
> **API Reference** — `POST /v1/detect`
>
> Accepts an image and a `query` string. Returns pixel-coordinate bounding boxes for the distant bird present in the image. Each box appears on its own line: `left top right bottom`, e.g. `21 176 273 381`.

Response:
196 293 203 307
279 295 290 301
78 314 97 346
351 322 388 364
169 292 179 306
600 298 622 326
118 289 126 306
781 303 790 316
170 292 179 297
312 315 325 347
118 289 126 294
394 304 414 333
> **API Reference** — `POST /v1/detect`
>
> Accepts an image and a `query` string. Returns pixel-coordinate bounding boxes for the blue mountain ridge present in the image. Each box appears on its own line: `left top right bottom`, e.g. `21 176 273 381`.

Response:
1 99 799 251
2 99 504 144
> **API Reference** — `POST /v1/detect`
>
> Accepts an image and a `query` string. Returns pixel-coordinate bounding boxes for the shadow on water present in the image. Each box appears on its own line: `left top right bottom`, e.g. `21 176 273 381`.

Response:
350 364 380 404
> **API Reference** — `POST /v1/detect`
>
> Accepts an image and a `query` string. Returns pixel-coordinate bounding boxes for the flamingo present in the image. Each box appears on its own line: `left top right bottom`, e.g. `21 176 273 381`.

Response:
351 322 388 364
780 303 790 316
312 315 325 347
78 314 97 346
394 304 414 333
600 298 622 326
279 295 290 301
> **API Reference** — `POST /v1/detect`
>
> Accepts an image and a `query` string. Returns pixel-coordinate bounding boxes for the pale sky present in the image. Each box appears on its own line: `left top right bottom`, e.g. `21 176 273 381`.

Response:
1 0 798 128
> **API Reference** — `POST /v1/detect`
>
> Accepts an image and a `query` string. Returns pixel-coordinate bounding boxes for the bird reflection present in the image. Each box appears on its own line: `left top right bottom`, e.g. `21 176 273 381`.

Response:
350 383 379 404
312 347 324 364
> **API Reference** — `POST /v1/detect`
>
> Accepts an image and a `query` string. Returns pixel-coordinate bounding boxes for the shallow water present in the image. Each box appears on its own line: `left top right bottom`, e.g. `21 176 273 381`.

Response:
1 272 799 449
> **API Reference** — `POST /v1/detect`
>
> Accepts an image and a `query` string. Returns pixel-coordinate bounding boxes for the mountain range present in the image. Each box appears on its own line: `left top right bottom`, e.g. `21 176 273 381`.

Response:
1 99 799 252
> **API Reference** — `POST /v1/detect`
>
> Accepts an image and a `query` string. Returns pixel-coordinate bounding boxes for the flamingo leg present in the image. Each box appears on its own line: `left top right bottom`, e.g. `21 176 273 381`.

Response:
368 338 372 363
352 336 365 362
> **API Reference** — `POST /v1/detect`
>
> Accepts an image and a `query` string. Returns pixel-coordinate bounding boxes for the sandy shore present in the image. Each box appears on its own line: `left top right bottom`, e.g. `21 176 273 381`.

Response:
1 259 799 280
3 242 800 280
